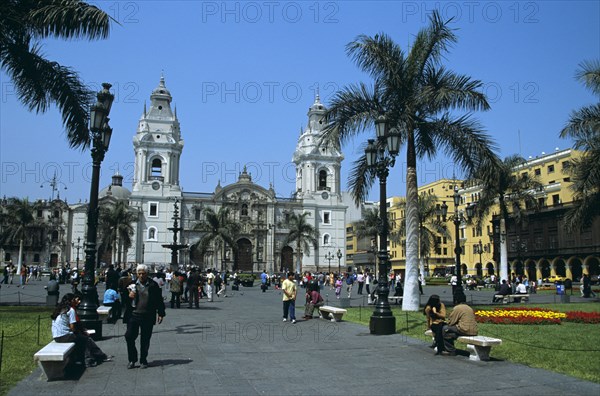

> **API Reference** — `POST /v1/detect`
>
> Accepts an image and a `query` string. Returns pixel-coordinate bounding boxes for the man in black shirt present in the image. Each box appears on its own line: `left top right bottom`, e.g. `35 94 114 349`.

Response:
492 279 511 303
124 264 165 369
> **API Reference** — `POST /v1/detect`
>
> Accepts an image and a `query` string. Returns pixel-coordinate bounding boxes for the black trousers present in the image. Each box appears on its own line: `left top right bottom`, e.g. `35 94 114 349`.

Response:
170 292 181 308
431 322 446 353
125 315 154 364
55 332 105 364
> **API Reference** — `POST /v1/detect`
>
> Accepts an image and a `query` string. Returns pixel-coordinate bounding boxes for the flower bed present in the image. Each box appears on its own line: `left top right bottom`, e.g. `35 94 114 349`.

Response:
475 308 600 325
475 307 564 325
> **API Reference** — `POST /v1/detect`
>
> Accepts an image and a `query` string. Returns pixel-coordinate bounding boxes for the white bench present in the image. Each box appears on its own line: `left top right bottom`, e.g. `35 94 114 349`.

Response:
34 341 75 380
494 294 529 303
424 330 502 361
319 306 347 322
97 306 112 321
388 296 403 304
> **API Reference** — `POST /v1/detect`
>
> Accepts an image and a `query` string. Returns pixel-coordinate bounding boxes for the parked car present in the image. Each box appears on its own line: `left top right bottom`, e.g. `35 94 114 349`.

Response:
543 275 567 283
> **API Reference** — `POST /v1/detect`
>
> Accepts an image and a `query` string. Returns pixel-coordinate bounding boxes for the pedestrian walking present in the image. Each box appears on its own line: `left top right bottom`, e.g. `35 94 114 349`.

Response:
124 264 165 369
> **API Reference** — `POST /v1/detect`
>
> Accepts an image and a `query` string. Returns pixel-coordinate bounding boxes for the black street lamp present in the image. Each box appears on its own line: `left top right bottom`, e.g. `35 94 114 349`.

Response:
72 237 82 273
78 83 114 338
365 114 400 335
440 186 474 305
325 251 334 274
476 239 483 275
336 248 342 275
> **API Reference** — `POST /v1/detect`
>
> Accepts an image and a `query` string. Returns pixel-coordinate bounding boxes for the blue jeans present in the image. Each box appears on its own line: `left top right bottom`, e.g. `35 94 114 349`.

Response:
283 300 296 320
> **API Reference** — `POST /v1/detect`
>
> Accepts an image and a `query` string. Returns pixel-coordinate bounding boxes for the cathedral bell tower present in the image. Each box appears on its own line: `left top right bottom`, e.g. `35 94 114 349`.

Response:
292 94 344 199
132 76 184 197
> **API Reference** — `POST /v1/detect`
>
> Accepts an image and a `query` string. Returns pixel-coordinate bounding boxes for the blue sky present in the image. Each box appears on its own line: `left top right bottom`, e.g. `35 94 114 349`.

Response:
1 1 599 203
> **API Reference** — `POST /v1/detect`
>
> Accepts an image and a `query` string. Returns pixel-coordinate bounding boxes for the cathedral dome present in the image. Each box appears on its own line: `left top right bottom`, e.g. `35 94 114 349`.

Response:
99 173 131 200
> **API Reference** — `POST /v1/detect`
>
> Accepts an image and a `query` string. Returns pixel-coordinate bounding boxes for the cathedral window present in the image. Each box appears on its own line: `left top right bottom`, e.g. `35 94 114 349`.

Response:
318 170 328 191
51 230 59 243
241 204 249 217
150 158 162 179
323 234 330 246
149 202 158 217
322 211 331 225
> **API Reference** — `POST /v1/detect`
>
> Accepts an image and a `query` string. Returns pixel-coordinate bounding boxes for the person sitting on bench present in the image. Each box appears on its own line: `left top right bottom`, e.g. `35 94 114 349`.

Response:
514 281 527 302
443 294 478 356
492 280 510 302
51 293 112 368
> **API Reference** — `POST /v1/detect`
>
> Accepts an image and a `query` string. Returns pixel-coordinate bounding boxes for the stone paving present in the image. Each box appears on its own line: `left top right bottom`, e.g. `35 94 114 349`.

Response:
3 279 599 395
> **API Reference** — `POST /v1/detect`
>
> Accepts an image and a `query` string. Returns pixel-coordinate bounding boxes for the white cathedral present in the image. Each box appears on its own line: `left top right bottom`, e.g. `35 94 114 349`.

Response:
66 77 349 273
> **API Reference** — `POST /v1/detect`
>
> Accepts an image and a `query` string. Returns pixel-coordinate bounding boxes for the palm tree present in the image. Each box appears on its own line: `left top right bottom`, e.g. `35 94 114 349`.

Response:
473 155 542 282
192 207 240 270
560 60 600 230
279 212 319 274
0 197 40 276
98 201 136 266
1 0 113 149
391 193 450 280
353 208 380 246
322 11 498 310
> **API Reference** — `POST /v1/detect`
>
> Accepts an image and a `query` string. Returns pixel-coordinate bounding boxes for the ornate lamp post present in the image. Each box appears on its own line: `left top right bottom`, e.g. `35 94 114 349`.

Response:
365 115 400 335
440 187 474 305
71 237 82 272
41 172 67 201
325 251 334 274
336 248 342 275
476 239 483 275
79 83 114 338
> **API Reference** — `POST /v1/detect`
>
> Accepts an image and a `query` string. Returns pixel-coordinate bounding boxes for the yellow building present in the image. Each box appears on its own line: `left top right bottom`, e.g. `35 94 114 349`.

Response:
347 148 600 280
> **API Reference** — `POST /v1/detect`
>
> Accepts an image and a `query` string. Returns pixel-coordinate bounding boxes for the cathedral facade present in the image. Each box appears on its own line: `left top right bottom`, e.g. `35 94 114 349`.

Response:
104 77 347 273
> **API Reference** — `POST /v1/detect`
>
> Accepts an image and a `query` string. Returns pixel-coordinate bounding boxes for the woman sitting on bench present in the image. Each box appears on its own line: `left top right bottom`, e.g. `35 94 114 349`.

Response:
51 293 112 368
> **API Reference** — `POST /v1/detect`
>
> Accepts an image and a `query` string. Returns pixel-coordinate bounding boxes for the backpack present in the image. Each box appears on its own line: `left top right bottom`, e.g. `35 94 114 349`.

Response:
346 276 354 285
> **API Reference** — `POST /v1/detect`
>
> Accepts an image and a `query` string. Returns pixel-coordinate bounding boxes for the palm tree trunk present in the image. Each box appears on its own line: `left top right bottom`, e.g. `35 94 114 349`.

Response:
419 257 425 283
296 248 302 274
500 217 509 281
403 135 420 311
17 239 24 277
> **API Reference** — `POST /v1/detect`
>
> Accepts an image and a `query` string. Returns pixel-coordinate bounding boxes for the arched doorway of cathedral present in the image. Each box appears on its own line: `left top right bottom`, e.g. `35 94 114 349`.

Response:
461 263 467 276
586 256 600 277
486 262 495 275
569 257 583 281
514 261 524 276
236 238 253 272
475 263 482 277
540 259 551 279
554 258 567 277
280 246 293 272
526 260 536 281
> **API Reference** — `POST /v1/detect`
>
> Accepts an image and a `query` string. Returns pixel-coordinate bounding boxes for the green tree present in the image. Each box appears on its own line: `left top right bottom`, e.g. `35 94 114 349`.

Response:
353 208 380 246
0 197 43 275
98 200 136 266
279 212 319 274
473 155 542 281
322 11 497 310
560 60 600 230
391 193 450 279
0 0 112 149
192 207 240 271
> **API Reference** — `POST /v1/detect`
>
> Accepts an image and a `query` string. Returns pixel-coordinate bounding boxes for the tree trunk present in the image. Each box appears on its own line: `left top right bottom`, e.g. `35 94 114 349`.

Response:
403 133 420 311
16 238 24 276
500 217 509 282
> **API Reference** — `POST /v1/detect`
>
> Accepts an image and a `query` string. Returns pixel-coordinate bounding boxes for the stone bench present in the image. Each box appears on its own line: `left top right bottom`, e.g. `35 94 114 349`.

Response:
494 294 529 303
424 330 502 361
319 306 347 322
33 329 96 381
97 306 112 321
34 341 76 380
388 296 403 304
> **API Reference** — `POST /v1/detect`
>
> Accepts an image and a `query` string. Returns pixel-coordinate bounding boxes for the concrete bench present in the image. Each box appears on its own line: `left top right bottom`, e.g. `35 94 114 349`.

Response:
424 330 502 361
97 306 112 321
34 329 97 380
319 306 347 322
34 341 76 381
494 294 529 303
388 296 403 304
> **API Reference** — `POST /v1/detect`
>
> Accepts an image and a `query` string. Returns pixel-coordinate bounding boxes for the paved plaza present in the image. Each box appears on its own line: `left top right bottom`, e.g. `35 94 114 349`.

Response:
2 280 599 396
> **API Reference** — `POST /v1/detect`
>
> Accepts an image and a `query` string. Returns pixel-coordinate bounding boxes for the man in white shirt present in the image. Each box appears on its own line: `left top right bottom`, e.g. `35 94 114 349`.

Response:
205 269 215 302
